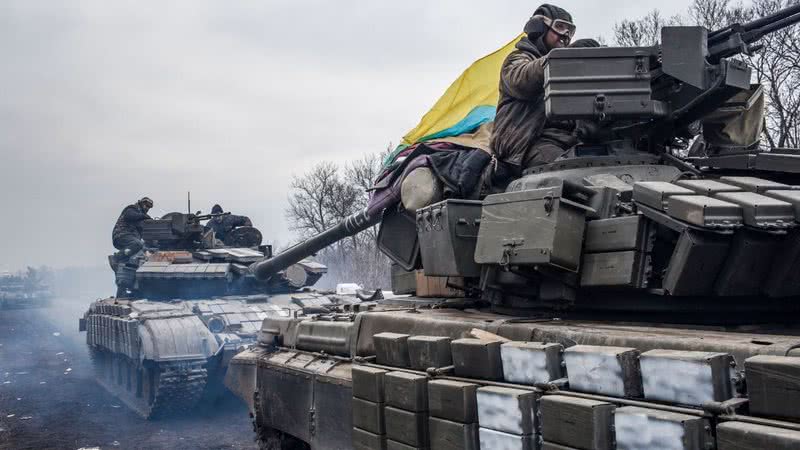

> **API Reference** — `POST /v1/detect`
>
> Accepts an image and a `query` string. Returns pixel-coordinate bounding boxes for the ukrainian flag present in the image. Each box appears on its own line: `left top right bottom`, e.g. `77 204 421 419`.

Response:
389 33 524 164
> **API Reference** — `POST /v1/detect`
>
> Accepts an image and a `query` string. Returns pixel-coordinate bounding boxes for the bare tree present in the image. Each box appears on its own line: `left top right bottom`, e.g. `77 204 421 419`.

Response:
613 10 683 46
285 155 391 289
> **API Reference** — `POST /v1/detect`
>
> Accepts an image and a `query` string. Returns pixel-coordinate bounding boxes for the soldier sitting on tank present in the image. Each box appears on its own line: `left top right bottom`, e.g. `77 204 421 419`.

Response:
204 204 253 243
112 197 153 259
490 4 599 188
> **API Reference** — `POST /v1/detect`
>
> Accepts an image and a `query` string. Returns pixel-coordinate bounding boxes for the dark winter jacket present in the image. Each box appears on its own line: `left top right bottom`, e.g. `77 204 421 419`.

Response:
490 36 577 173
205 214 253 241
112 204 151 240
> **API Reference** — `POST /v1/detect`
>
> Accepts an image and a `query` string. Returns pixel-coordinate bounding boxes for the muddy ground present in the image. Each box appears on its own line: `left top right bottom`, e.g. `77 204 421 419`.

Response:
0 298 257 450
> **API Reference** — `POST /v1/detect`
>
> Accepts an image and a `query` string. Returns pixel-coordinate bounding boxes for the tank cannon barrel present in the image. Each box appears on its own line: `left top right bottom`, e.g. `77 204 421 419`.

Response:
251 208 379 281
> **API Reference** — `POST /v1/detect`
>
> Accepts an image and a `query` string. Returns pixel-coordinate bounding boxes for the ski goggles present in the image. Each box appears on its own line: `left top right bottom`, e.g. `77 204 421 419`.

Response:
534 15 577 39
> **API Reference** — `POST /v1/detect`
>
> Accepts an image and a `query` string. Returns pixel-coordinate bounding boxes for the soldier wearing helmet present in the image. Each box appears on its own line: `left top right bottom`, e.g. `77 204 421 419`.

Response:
111 197 153 257
490 4 599 186
204 204 253 243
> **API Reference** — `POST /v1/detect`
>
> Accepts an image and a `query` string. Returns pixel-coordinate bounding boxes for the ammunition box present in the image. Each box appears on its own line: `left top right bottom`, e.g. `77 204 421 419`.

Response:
640 350 735 406
428 417 479 450
745 355 800 420
478 427 538 450
662 230 730 296
584 215 652 253
714 191 795 228
386 371 428 412
720 176 789 193
580 251 649 288
564 345 643 398
427 379 478 423
614 406 712 450
539 395 615 450
352 397 385 435
416 199 483 277
544 46 666 120
391 263 417 295
676 179 742 196
386 440 427 450
408 335 452 370
633 182 695 211
476 386 539 435
352 365 388 403
384 406 428 448
451 338 504 380
765 189 800 219
500 341 564 385
717 421 800 450
475 186 587 272
374 332 411 368
352 427 387 450
667 195 743 228
713 229 778 296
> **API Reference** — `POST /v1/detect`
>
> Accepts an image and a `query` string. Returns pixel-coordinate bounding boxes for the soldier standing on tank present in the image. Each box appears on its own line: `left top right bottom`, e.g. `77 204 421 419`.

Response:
112 197 153 258
490 4 599 186
204 204 253 243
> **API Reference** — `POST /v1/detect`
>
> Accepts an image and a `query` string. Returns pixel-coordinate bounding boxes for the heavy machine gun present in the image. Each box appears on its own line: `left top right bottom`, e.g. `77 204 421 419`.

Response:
141 211 230 250
543 4 800 159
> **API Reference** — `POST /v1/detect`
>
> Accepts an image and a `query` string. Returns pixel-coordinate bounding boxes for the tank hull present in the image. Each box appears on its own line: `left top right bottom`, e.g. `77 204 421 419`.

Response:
230 305 800 449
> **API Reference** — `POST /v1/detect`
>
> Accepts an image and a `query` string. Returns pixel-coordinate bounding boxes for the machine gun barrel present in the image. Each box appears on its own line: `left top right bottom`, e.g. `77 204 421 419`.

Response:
707 4 800 60
250 208 379 281
193 212 231 221
708 4 800 44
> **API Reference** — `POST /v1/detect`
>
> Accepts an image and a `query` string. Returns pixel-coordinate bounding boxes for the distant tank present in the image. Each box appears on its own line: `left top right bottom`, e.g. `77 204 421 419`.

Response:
79 211 349 419
226 9 800 450
0 268 52 309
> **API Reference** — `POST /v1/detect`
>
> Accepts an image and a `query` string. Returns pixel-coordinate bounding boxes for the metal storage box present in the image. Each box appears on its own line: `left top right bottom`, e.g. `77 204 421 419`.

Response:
639 350 735 406
669 194 742 228
427 379 478 423
633 182 695 211
374 332 411 368
614 406 712 450
384 406 428 447
765 189 800 219
500 342 564 385
352 365 388 403
476 386 539 435
408 335 452 370
429 417 479 450
451 338 504 380
676 179 742 196
714 191 795 228
717 421 800 450
745 355 800 420
475 186 588 272
539 396 615 450
385 371 428 412
416 199 482 277
544 46 667 120
580 251 650 288
564 345 643 398
719 176 789 193
584 215 652 253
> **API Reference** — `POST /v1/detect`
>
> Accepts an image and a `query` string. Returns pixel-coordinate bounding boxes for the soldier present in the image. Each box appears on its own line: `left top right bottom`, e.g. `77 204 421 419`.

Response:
490 4 598 185
112 197 153 257
204 204 253 243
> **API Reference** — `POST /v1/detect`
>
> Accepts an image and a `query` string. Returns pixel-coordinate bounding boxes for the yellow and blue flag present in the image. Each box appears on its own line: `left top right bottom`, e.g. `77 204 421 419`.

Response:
388 33 524 165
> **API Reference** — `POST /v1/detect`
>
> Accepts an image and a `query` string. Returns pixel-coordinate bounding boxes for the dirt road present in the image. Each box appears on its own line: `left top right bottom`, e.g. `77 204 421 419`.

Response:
0 299 257 450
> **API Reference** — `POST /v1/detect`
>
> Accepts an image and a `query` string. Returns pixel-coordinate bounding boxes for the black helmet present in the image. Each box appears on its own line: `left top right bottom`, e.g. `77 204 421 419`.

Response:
211 204 223 214
523 4 574 41
138 197 154 209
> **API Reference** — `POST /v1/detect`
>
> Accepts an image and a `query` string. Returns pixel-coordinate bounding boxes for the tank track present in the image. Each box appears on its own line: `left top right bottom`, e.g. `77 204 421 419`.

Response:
89 346 207 419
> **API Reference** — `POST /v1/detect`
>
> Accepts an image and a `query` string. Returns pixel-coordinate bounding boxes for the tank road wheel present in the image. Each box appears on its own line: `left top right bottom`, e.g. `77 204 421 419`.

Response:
253 390 310 450
88 347 208 419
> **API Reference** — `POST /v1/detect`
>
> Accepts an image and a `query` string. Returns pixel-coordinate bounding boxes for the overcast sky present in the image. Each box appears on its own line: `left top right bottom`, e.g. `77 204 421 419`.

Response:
0 0 692 270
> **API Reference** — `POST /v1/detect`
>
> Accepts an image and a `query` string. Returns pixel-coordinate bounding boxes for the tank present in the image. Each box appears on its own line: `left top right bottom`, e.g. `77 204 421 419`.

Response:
79 211 348 419
228 8 800 450
0 268 53 309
